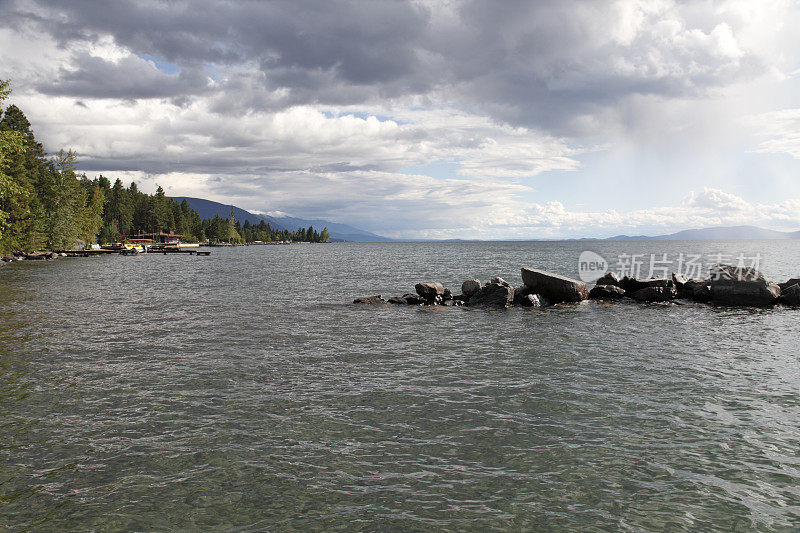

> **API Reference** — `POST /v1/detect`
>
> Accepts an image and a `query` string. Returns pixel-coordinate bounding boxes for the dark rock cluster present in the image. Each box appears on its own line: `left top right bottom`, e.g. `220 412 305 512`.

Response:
2 252 63 262
589 265 799 307
353 265 800 308
353 269 588 308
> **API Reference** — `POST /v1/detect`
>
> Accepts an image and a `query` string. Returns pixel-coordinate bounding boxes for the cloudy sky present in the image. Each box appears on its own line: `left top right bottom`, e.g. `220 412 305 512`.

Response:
1 0 800 239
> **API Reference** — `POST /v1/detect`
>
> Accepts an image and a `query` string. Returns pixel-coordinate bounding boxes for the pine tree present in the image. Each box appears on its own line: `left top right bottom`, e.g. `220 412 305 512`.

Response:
49 149 83 250
0 83 29 252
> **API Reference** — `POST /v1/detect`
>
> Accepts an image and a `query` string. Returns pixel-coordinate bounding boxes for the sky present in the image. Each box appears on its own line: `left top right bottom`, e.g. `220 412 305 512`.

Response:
1 0 800 239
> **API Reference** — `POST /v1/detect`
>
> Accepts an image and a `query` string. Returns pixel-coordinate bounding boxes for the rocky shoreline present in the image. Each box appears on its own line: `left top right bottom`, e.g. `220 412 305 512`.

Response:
1 251 67 263
354 265 800 308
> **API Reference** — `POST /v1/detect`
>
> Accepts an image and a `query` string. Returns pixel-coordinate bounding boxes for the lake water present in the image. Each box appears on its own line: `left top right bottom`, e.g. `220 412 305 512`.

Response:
1 241 799 531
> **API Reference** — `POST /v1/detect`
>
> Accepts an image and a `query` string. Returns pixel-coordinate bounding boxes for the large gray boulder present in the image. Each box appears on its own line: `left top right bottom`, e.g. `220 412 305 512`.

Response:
710 265 780 306
461 279 482 298
683 280 712 303
589 284 626 300
780 284 800 306
415 282 445 303
521 268 588 303
469 282 515 308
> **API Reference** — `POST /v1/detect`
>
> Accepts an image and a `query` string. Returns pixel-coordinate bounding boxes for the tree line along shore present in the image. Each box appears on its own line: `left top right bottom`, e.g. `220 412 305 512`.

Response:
0 80 328 257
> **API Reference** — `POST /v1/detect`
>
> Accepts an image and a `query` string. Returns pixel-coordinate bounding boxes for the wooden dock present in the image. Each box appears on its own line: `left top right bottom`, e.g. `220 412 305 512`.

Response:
152 249 211 255
57 249 119 257
56 248 210 257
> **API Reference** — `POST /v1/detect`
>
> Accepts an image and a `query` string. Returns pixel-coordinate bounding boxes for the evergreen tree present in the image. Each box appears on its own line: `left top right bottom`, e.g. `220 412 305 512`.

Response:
0 84 30 252
0 81 240 250
78 177 105 244
49 149 83 250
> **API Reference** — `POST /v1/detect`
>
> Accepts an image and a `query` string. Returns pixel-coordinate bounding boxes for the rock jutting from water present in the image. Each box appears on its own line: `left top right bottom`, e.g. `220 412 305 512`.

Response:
709 265 780 306
353 265 800 309
588 284 626 300
354 268 587 308
521 267 589 303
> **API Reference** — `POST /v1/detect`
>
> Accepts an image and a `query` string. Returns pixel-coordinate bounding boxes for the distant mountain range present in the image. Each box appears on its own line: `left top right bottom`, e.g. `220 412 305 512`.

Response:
170 196 393 242
168 198 799 242
603 225 800 241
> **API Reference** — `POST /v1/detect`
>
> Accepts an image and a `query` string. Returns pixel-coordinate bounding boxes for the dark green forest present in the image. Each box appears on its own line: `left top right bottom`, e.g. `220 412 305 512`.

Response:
0 81 328 254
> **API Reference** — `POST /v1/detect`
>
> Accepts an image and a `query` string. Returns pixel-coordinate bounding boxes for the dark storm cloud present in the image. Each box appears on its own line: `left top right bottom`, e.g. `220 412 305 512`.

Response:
1 0 765 133
38 53 212 99
5 0 431 102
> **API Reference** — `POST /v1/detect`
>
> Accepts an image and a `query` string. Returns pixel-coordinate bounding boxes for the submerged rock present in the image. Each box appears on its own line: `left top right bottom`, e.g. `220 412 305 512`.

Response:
387 296 408 305
710 265 780 307
521 268 588 303
353 295 385 304
619 277 674 294
469 281 515 308
630 286 677 302
402 293 427 305
589 284 626 300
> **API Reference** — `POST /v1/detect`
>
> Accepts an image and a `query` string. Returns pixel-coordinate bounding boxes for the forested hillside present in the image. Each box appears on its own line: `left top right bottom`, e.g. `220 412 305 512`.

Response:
0 81 328 253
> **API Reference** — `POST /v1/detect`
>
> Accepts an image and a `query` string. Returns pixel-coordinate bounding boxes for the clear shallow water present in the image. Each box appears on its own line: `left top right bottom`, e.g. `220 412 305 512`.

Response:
1 241 799 531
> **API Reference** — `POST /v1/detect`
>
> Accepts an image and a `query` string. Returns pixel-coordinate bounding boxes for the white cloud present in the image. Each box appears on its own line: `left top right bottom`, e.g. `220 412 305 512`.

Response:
2 1 800 239
683 188 753 212
381 187 800 240
747 108 800 159
8 88 584 183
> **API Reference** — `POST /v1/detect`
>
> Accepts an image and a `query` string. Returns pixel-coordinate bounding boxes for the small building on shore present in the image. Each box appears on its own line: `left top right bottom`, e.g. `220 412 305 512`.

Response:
128 230 183 244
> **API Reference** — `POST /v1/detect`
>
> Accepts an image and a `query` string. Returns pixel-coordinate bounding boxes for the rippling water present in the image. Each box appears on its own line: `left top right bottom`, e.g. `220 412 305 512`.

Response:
1 241 799 531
